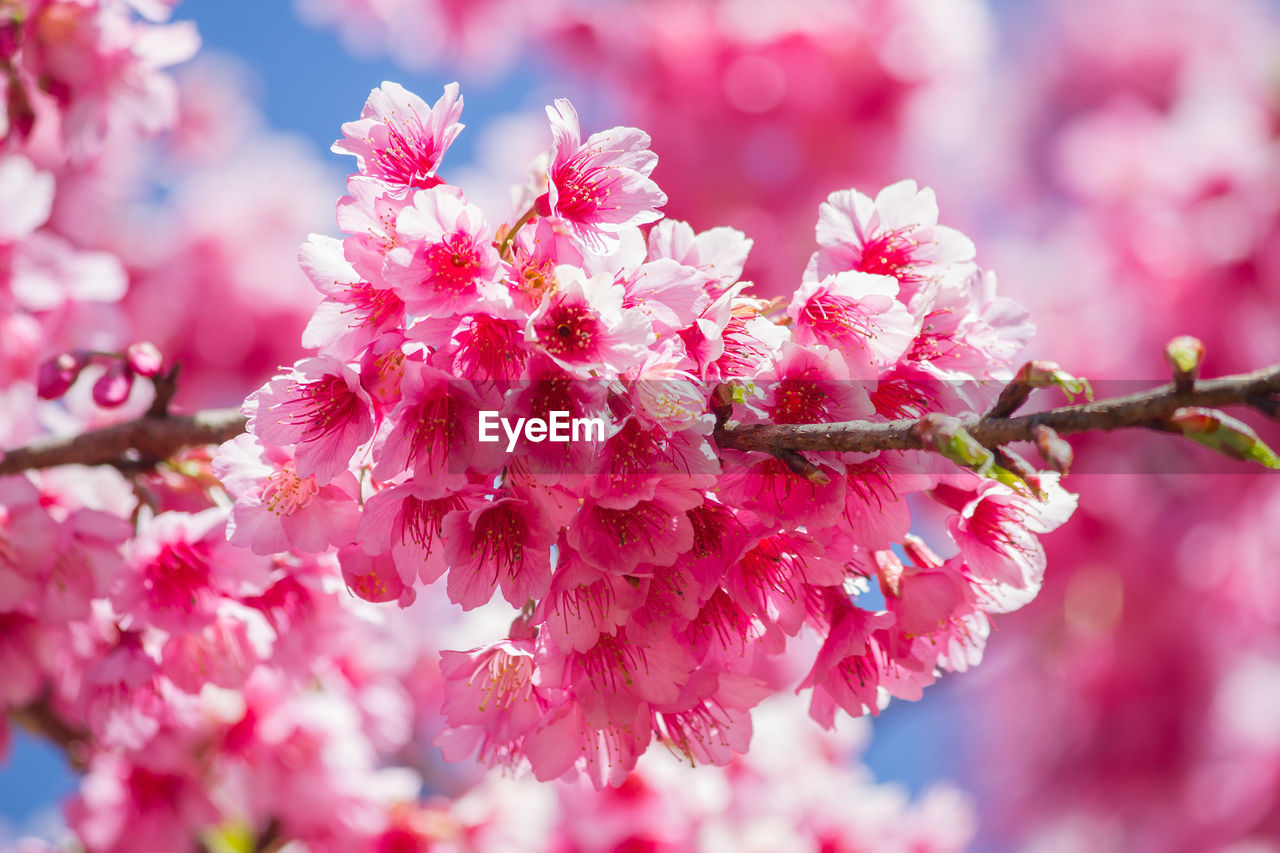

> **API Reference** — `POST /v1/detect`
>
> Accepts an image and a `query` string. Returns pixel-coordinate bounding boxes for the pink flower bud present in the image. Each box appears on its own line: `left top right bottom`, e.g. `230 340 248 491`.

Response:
36 350 90 399
0 16 22 62
125 342 163 378
92 361 134 408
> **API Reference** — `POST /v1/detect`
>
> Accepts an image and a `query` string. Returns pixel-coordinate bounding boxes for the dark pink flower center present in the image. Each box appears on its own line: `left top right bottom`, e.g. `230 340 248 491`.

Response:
553 151 620 221
143 540 211 613
371 118 444 189
343 281 404 330
771 378 831 423
471 505 528 580
407 394 459 462
802 292 877 346
687 502 743 560
580 634 647 694
857 227 926 287
688 590 753 652
423 233 482 294
455 315 526 380
128 767 184 811
399 493 464 550
290 374 360 441
907 308 962 363
537 302 599 361
716 315 774 378
592 501 669 549
870 375 936 419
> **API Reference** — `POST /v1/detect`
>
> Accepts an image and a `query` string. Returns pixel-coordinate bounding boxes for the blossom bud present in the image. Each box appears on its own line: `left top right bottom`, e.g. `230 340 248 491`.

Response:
1031 424 1073 474
125 342 163 378
0 6 23 61
1165 335 1204 393
91 361 135 408
1169 407 1280 469
1018 361 1093 402
36 350 90 399
915 414 1026 489
1164 336 1205 375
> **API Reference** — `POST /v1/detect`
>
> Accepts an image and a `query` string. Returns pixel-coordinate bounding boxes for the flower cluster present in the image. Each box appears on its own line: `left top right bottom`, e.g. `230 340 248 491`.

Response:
219 81 1077 788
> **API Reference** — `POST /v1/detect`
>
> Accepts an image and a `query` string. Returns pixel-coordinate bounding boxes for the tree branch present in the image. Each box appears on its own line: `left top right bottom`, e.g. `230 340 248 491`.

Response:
0 408 246 477
1 364 1278 478
714 364 1280 455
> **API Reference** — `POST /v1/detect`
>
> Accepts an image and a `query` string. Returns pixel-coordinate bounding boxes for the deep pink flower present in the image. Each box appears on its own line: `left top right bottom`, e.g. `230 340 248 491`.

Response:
436 636 546 767
810 181 977 311
522 696 651 789
800 603 895 727
721 529 850 638
247 356 374 486
533 549 648 653
0 475 59 612
535 98 667 250
567 484 702 575
299 234 406 361
214 433 362 556
115 507 271 634
333 81 464 191
443 311 530 381
442 492 560 609
76 633 167 751
681 286 788 381
651 671 769 767
787 270 917 379
338 545 417 607
685 588 777 673
935 474 1078 612
842 455 934 552
383 185 502 316
159 604 272 692
356 482 472 586
526 266 655 376
588 413 718 504
373 357 501 488
68 755 219 853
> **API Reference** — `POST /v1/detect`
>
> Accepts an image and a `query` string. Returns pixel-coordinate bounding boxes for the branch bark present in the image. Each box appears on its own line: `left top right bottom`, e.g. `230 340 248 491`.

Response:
714 364 1280 455
0 409 246 477
1 364 1278 477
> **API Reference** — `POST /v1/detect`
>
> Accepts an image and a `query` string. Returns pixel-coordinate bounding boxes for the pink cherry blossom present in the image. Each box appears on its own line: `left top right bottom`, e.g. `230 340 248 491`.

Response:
535 98 667 250
246 356 374 486
333 81 464 191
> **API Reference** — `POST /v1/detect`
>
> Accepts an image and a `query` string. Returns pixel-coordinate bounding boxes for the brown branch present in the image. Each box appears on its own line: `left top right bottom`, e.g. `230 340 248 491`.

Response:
714 363 1280 455
0 408 246 477
1 364 1279 478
